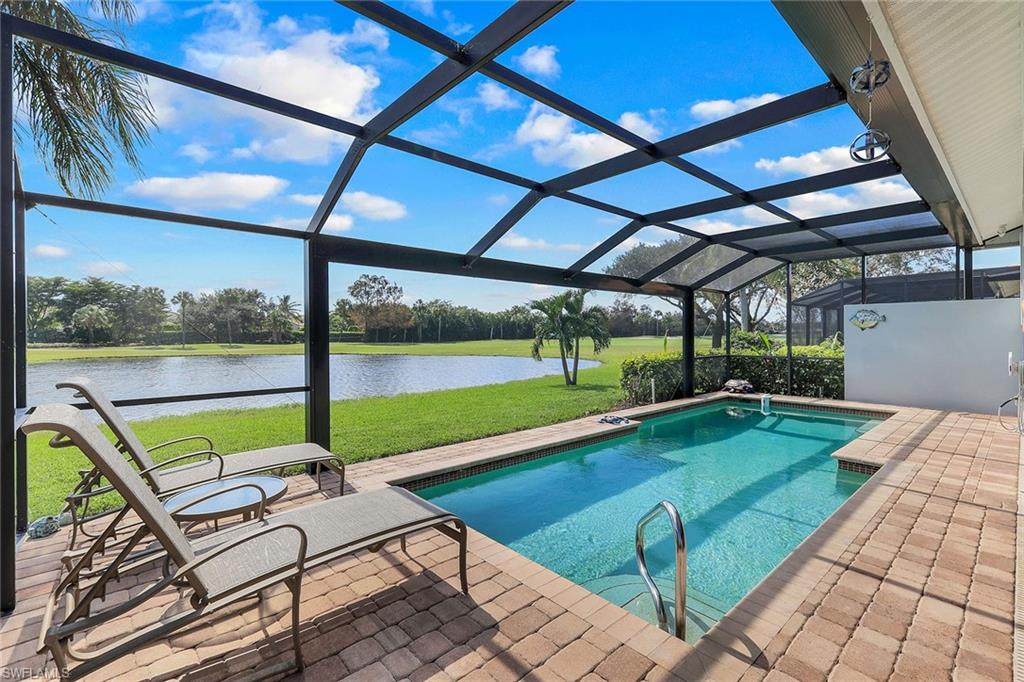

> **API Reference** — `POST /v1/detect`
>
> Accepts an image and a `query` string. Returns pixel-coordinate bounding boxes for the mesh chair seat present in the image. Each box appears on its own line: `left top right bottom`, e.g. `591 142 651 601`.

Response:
190 487 454 598
159 443 339 492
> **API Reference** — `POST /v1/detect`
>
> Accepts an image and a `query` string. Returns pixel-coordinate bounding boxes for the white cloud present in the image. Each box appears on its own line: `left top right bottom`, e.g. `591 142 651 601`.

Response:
498 232 585 252
125 172 288 210
348 18 389 52
134 0 173 22
515 45 561 80
692 139 742 155
340 191 407 220
442 9 472 37
409 0 435 17
81 261 131 277
437 82 521 129
323 215 355 234
289 193 322 207
755 145 856 176
272 215 354 233
146 78 183 128
487 194 511 206
477 82 519 112
618 111 660 140
753 146 915 217
784 179 918 217
513 103 661 169
689 93 782 122
174 2 385 164
31 244 69 258
177 142 214 163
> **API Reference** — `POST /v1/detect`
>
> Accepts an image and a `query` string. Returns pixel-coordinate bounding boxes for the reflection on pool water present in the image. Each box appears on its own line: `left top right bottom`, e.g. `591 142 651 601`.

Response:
420 401 875 640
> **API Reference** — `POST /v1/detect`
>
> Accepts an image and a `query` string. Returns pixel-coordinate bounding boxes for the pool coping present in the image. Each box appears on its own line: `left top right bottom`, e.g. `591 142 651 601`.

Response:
345 391 935 680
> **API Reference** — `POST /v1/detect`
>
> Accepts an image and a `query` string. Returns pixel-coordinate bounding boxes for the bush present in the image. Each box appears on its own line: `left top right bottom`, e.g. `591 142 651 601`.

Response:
723 350 844 398
620 346 845 405
730 330 781 353
620 352 684 405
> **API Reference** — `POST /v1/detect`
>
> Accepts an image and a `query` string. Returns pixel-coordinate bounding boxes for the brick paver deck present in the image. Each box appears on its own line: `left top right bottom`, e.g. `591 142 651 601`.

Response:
0 394 1017 681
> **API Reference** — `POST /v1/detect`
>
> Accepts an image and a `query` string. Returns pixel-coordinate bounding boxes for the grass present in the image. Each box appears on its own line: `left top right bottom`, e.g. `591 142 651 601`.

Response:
27 336 716 519
26 336 716 364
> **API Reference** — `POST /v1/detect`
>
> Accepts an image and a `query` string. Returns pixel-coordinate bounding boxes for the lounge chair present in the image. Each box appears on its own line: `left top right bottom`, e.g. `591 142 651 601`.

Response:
54 376 345 546
22 403 468 681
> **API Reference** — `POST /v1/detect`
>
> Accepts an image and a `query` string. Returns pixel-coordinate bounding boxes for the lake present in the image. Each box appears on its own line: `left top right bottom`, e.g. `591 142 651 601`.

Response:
28 354 600 421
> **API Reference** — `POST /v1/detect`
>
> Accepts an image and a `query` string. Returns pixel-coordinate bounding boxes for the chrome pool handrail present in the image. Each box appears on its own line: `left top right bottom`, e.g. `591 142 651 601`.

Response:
635 500 686 639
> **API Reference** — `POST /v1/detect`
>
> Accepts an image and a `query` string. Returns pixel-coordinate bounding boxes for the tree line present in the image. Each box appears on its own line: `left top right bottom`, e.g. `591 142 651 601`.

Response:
27 276 301 345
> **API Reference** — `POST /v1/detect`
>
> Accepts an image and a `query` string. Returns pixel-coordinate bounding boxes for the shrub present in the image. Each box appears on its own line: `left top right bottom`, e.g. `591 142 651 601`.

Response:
621 346 845 405
730 330 781 354
620 352 683 405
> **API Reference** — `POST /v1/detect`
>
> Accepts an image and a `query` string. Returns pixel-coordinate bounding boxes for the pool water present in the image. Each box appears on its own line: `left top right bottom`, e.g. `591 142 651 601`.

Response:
419 401 875 639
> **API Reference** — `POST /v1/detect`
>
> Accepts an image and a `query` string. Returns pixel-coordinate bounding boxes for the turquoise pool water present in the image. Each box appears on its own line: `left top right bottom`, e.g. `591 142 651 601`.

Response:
419 401 875 636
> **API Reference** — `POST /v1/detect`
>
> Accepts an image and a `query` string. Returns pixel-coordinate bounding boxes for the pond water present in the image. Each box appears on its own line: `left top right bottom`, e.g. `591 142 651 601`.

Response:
28 354 599 421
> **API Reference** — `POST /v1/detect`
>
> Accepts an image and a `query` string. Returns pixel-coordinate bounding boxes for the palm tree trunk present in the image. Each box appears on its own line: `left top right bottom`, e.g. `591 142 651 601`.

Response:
558 341 571 385
180 307 186 349
572 336 580 385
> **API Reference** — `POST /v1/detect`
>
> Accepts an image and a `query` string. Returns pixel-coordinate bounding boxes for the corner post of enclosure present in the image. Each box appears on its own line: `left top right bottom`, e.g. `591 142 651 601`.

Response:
0 13 16 613
724 292 732 379
963 245 974 300
681 288 695 398
304 237 331 465
954 246 962 299
785 263 793 396
859 255 867 305
14 163 26 535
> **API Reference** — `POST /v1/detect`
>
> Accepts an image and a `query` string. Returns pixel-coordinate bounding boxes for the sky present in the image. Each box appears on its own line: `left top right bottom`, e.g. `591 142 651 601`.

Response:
19 0 1018 312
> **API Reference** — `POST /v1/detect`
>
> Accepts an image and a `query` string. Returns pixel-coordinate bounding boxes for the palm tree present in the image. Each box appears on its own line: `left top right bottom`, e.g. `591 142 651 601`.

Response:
266 308 292 343
530 290 611 386
71 304 111 345
4 0 154 198
170 290 194 348
276 295 300 318
563 290 611 385
219 290 241 346
530 291 574 385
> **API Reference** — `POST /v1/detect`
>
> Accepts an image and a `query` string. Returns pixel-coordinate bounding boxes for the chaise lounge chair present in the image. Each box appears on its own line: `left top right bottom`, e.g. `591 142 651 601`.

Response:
54 377 345 546
22 403 468 681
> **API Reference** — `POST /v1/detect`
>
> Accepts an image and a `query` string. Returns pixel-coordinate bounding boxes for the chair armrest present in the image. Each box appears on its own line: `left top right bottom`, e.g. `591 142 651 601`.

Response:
148 434 214 453
48 433 78 449
65 485 116 503
166 483 269 521
140 451 225 479
176 523 309 598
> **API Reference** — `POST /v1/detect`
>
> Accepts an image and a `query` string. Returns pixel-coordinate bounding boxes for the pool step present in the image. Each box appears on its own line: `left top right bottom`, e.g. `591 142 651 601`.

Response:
579 575 728 644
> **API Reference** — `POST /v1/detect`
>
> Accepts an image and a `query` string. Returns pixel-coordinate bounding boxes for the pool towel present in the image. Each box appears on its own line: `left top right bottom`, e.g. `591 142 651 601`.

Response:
598 415 631 425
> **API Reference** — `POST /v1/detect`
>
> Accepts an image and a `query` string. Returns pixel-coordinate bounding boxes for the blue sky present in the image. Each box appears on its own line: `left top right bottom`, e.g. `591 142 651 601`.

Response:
19 0 1017 311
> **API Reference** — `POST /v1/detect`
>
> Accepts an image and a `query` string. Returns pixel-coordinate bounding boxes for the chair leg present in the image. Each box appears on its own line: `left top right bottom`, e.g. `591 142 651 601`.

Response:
456 521 469 596
287 576 304 671
400 535 407 555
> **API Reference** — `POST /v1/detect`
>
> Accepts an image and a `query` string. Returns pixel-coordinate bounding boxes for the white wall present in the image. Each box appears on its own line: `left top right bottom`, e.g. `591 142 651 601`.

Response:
844 298 1021 414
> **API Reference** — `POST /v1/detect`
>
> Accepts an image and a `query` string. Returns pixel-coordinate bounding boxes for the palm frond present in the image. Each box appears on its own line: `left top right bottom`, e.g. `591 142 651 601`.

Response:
3 0 154 198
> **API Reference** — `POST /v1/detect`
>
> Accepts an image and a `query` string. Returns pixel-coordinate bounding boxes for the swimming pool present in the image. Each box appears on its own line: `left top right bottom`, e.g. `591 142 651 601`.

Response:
419 400 876 640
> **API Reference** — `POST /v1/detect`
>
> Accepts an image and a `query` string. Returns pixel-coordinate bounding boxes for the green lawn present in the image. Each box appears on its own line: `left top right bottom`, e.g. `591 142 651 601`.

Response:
26 336 713 364
27 336 715 518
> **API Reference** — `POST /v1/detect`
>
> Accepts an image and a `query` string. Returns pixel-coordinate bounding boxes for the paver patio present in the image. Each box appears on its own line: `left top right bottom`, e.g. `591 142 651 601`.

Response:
0 394 1017 681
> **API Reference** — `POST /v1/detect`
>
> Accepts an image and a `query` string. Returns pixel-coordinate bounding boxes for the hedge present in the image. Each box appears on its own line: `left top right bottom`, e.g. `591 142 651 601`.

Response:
620 348 844 405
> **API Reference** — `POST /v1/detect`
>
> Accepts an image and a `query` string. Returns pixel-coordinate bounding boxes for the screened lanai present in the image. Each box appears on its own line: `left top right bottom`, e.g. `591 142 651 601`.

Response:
0 0 977 611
